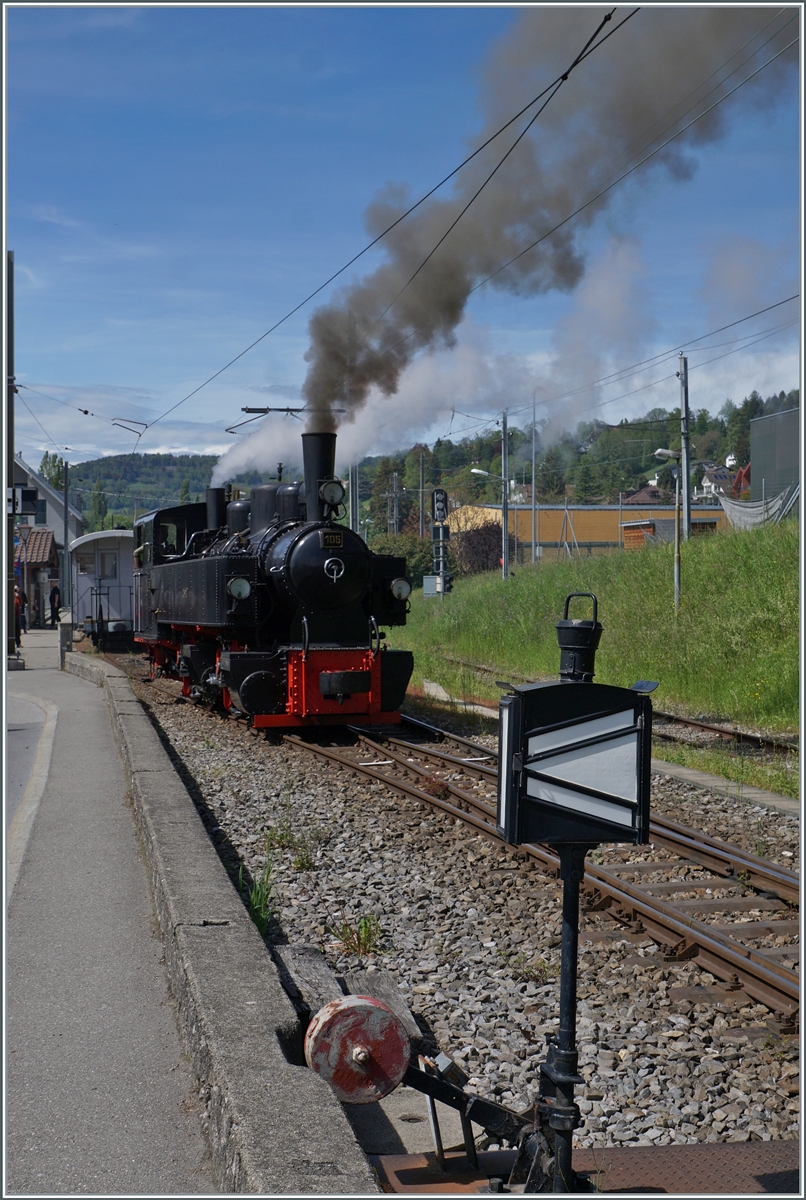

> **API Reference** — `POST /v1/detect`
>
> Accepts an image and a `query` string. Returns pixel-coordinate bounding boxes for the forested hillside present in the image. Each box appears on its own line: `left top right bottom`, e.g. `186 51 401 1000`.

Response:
39 386 796 532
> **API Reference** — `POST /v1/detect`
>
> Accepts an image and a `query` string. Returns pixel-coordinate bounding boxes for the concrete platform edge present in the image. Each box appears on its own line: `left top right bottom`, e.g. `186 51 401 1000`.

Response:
63 652 379 1196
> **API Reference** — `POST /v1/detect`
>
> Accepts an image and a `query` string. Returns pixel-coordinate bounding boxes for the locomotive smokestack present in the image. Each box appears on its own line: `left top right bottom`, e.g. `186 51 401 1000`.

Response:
302 431 337 523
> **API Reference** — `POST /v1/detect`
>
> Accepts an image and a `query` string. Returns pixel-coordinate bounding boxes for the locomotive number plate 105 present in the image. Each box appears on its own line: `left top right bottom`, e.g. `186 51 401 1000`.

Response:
319 530 344 549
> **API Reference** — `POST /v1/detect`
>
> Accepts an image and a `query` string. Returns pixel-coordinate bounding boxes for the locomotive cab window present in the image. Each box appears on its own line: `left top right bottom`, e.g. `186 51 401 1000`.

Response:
158 520 184 557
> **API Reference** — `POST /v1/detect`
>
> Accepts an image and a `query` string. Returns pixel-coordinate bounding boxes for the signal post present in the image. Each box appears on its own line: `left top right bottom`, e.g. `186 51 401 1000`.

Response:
498 594 656 1191
429 487 453 598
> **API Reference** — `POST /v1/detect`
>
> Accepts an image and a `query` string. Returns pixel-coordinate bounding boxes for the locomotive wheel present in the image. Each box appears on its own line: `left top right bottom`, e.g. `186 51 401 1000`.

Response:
304 994 410 1104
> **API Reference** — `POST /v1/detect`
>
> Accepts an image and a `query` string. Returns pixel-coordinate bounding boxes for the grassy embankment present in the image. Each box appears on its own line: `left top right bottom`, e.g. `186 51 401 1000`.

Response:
388 520 800 796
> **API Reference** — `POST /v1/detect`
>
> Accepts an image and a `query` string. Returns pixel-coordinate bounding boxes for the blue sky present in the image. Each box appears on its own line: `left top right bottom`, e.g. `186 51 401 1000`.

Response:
6 5 801 476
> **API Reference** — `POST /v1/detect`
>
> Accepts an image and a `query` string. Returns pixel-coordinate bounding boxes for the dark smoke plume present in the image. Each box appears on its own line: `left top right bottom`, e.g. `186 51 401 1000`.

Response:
302 6 796 432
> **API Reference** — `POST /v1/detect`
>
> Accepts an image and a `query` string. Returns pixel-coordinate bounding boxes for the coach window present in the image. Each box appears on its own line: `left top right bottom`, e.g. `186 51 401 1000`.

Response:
76 551 94 575
100 551 118 579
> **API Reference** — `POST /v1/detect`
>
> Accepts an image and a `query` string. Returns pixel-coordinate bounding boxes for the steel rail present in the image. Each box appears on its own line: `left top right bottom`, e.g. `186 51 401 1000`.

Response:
284 731 799 1020
648 813 799 904
405 693 799 754
654 711 798 755
398 718 800 905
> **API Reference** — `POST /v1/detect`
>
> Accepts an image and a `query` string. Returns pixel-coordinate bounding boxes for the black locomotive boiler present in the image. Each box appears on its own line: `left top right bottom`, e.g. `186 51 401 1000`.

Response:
133 431 414 728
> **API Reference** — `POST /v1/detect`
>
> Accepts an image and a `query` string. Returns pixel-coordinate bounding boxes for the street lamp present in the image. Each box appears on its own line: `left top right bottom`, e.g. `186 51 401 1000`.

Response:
471 467 512 580
654 449 681 615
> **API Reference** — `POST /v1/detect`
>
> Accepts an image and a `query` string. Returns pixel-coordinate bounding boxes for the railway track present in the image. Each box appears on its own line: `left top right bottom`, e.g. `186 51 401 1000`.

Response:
282 715 799 1024
439 655 798 754
111 654 798 1021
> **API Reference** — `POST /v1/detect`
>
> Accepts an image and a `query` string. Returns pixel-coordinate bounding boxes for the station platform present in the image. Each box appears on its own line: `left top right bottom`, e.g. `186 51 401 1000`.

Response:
5 629 377 1196
6 629 216 1194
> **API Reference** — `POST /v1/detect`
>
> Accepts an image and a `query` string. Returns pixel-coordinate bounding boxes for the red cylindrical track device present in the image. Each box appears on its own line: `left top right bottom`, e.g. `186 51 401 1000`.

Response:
304 994 410 1104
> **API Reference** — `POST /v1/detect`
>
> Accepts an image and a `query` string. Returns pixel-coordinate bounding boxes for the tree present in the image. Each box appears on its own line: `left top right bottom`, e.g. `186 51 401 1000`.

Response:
573 456 600 504
87 478 108 532
39 452 65 488
537 447 565 500
367 531 439 588
725 392 764 467
452 522 512 576
178 478 191 505
694 409 710 436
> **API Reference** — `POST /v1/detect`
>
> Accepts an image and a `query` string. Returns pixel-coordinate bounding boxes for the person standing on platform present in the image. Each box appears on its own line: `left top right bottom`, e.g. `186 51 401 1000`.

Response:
14 585 23 649
49 582 61 628
19 585 28 633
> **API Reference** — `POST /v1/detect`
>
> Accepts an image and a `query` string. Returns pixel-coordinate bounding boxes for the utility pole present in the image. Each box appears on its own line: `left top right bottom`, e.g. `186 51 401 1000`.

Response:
63 460 71 610
531 394 537 563
419 448 425 538
384 472 405 535
7 250 16 657
673 464 681 615
678 353 691 541
501 409 509 581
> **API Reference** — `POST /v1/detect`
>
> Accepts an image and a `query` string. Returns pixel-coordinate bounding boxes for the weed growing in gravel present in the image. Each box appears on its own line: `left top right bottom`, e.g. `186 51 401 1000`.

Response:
264 809 323 871
238 858 273 936
330 911 384 956
264 816 297 850
291 843 316 871
500 950 558 985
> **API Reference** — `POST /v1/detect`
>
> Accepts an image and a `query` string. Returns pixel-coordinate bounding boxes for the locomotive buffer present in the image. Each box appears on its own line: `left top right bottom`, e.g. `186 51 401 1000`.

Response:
497 593 655 1192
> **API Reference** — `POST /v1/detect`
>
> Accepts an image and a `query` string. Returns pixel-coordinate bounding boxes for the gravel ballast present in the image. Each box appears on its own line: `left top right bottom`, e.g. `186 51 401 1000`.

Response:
133 680 799 1151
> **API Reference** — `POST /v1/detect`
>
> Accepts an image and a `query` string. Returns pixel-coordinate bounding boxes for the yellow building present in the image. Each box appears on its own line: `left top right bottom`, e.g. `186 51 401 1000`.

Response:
447 503 726 558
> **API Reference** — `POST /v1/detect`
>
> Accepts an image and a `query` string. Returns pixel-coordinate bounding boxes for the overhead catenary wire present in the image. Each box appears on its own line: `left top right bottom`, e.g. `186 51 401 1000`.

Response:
394 306 800 459
368 7 626 330
472 34 799 296
140 8 640 441
578 8 797 203
23 13 797 467
381 31 799 367
16 383 122 427
501 295 800 422
16 394 66 455
563 319 799 422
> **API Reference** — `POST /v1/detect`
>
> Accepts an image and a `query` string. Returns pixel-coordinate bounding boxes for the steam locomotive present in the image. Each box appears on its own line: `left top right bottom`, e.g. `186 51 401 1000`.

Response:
133 431 414 727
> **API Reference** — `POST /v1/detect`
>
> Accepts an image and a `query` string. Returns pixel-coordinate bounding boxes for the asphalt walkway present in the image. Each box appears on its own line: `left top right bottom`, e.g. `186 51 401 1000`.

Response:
6 629 217 1195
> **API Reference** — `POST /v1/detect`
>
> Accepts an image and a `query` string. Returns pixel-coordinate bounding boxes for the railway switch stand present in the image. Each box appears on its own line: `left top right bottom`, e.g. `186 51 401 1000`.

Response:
496 594 655 1192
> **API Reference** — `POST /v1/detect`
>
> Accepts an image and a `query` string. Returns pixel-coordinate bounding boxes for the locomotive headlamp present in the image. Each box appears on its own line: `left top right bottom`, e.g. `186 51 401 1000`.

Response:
226 576 252 600
319 479 346 507
390 577 412 601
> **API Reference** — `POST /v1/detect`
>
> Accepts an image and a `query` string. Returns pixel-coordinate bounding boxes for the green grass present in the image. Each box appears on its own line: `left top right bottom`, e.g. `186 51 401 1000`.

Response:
264 809 322 871
388 521 799 733
238 856 273 936
651 740 799 800
329 912 385 957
